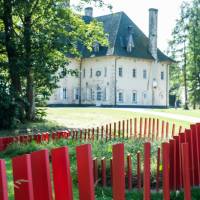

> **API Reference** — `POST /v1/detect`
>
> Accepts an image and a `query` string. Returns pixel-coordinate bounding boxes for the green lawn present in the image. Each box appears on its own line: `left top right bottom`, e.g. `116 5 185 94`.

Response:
46 107 190 130
1 138 200 200
0 107 193 136
0 107 199 199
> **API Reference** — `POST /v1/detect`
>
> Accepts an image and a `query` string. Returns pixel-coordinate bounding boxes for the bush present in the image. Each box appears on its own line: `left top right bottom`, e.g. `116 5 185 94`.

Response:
0 76 19 129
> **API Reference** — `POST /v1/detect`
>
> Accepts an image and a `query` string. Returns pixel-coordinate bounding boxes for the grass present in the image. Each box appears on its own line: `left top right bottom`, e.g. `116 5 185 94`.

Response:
1 138 200 200
0 107 192 137
0 107 199 199
46 107 190 130
0 138 161 199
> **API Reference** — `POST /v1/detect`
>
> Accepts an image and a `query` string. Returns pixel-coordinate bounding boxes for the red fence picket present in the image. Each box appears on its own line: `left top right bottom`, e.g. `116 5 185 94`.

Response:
101 158 106 187
134 118 137 138
51 147 73 200
156 147 160 192
156 119 159 140
143 143 151 200
93 158 98 185
127 154 132 190
112 143 125 200
122 120 125 138
130 119 132 138
161 121 164 139
110 158 113 186
12 154 34 200
162 143 170 200
126 119 129 138
148 118 151 139
137 151 141 190
101 126 104 139
31 149 53 200
181 143 191 200
152 118 155 140
139 118 143 138
172 124 175 137
0 159 8 200
118 121 121 138
144 118 147 138
190 124 199 185
76 144 95 200
114 123 116 139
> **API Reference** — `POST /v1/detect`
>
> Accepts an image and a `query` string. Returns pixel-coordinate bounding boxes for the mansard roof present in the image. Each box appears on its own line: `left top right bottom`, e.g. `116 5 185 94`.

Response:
82 12 173 62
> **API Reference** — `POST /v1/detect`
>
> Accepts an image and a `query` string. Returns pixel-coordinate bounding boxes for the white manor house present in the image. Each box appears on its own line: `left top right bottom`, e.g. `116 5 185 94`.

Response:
48 7 173 108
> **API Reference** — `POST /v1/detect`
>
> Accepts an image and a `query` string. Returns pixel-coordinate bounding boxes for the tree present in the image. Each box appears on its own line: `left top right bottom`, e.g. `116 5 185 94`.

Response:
187 0 200 108
0 0 109 127
168 1 190 109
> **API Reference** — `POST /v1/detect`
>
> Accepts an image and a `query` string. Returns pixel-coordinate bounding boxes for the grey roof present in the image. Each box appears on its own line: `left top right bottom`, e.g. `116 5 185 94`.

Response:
82 12 173 62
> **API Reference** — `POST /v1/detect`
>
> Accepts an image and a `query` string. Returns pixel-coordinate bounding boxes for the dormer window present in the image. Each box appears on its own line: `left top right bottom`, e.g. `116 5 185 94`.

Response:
127 25 134 53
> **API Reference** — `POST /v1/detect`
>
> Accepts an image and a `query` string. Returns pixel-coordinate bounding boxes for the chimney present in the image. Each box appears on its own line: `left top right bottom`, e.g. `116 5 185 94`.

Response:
149 8 158 60
85 7 93 17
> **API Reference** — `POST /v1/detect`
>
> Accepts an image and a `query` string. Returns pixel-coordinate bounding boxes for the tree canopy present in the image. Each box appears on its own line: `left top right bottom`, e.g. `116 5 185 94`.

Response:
168 0 200 109
0 0 108 129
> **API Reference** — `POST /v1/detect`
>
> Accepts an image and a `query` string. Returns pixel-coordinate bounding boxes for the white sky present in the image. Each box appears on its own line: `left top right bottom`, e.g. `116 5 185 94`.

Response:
71 0 191 52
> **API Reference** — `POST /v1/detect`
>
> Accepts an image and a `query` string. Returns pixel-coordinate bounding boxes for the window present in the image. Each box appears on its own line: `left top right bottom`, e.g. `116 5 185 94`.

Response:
143 92 147 99
97 91 102 101
63 88 67 100
90 88 95 100
118 92 124 102
104 67 107 77
133 68 136 78
119 67 123 77
143 69 147 79
132 91 137 103
90 68 93 78
86 88 90 100
96 70 101 77
103 88 107 101
73 88 79 100
83 69 85 78
161 71 164 80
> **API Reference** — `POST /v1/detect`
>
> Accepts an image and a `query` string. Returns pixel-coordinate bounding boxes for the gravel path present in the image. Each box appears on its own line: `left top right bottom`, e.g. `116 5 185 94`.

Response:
113 108 200 123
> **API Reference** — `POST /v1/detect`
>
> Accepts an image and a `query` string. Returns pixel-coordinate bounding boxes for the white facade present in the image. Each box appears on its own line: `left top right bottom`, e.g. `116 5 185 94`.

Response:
48 56 170 107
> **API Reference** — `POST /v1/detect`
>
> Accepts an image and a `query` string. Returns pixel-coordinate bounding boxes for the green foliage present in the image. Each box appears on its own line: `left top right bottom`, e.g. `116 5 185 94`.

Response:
0 75 19 129
2 138 200 199
169 0 200 109
0 0 109 125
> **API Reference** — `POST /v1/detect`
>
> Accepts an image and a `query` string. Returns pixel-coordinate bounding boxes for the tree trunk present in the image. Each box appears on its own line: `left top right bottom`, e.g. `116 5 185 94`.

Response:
24 14 35 120
183 40 189 110
26 69 35 120
3 0 21 96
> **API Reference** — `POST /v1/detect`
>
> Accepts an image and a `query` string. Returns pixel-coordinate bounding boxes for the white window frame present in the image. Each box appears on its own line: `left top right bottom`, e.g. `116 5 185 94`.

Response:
63 88 67 100
119 67 123 77
133 68 136 78
104 67 107 77
132 91 137 103
118 91 124 103
143 69 147 79
73 88 79 100
143 91 147 99
161 71 164 80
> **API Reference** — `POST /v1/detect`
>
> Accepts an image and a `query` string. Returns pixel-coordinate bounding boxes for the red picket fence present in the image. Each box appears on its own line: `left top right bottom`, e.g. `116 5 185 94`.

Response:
1 123 200 199
0 141 194 200
0 117 182 152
